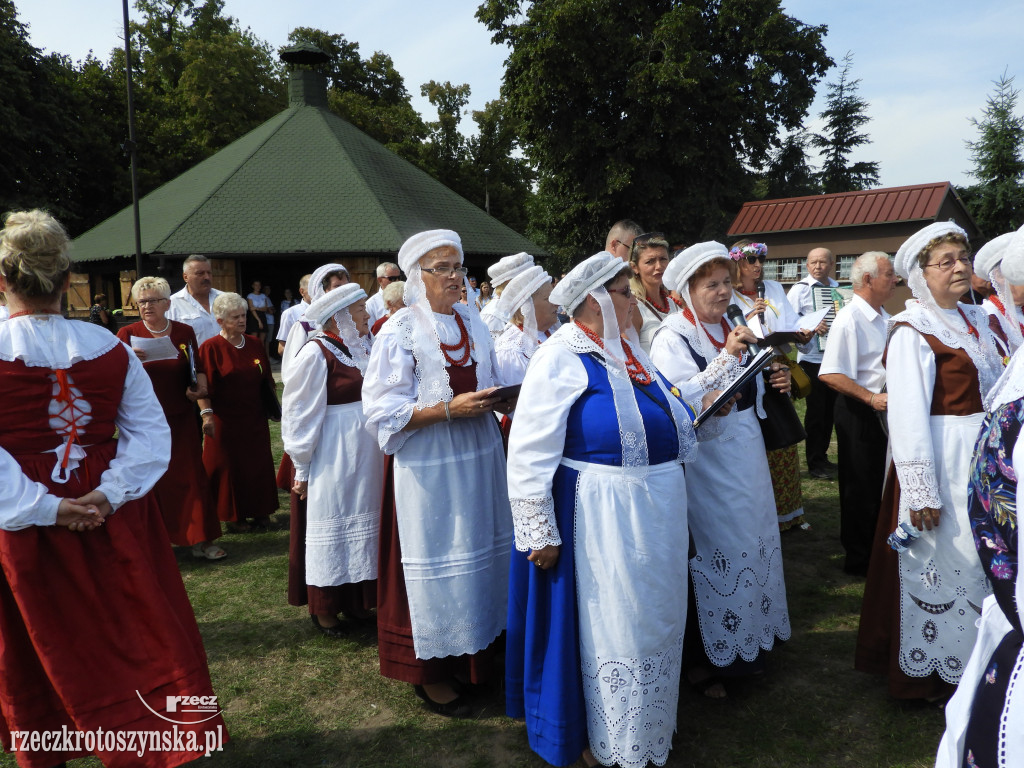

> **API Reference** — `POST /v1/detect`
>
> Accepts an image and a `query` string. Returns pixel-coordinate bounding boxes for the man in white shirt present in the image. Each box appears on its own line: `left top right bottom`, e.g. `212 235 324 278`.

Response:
166 254 222 345
366 262 401 329
278 274 312 356
819 251 897 576
787 247 839 478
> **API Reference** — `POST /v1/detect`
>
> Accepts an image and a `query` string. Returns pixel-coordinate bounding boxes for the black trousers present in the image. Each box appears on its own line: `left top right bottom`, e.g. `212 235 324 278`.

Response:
801 361 836 470
834 393 888 574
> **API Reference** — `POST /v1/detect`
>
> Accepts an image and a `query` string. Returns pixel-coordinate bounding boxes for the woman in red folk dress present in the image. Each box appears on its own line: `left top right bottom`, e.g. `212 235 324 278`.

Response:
197 292 279 530
0 210 226 768
117 276 225 559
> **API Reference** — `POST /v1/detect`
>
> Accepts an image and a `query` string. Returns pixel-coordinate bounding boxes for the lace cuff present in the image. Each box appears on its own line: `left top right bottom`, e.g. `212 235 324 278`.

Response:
894 458 942 513
694 350 741 393
695 410 726 441
376 401 415 455
510 497 561 552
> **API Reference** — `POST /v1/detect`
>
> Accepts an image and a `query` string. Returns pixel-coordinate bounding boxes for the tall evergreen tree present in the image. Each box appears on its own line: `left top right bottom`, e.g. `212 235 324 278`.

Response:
961 72 1024 238
762 131 820 199
810 52 880 194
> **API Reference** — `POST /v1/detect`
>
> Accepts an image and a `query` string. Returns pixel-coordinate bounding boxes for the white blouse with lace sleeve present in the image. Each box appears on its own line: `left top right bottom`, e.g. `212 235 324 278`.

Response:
886 324 942 514
281 341 328 482
505 342 589 552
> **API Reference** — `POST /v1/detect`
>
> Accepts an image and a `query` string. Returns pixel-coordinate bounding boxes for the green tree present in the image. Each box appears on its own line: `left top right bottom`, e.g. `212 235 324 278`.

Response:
477 0 831 261
420 79 472 187
961 72 1024 238
760 131 820 199
810 52 879 194
128 0 286 190
0 1 128 234
467 98 535 233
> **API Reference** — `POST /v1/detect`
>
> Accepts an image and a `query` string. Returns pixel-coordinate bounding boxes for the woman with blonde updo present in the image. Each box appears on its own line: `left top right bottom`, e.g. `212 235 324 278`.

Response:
117 276 224 559
197 292 279 531
0 210 226 766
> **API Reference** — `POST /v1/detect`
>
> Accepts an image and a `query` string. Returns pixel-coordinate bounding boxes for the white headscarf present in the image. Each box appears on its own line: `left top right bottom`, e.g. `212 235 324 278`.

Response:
549 252 697 476
893 221 1003 401
306 283 370 373
493 265 552 356
662 241 730 366
393 229 495 408
975 231 1024 351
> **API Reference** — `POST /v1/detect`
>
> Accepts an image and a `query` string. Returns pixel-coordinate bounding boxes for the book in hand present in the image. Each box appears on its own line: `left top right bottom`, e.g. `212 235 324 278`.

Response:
692 347 776 428
751 306 830 347
488 384 521 403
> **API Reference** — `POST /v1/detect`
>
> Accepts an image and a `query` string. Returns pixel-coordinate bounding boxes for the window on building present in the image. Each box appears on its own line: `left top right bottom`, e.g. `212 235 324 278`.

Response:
764 258 805 284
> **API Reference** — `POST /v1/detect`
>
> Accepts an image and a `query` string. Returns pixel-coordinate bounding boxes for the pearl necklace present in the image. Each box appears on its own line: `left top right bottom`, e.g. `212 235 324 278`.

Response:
222 333 245 349
143 318 170 335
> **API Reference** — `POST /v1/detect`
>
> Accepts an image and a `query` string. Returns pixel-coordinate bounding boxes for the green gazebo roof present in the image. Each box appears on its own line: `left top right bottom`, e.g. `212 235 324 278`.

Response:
72 70 541 262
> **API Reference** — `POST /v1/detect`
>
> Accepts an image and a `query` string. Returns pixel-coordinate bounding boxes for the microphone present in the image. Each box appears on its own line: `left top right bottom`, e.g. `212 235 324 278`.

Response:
726 304 760 356
756 280 766 324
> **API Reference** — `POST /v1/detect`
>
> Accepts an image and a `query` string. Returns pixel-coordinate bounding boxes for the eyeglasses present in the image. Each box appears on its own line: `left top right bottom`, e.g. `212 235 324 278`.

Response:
136 298 168 306
380 274 402 283
421 266 469 278
746 254 767 264
607 285 633 298
923 255 972 272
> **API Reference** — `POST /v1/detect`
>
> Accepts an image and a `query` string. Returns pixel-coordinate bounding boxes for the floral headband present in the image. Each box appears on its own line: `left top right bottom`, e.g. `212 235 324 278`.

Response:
728 242 768 261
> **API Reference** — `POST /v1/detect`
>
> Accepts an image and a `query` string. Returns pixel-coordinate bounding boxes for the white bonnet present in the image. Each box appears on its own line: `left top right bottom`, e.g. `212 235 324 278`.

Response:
974 232 1015 281
306 283 367 328
309 263 349 302
487 251 534 286
663 241 729 292
493 265 551 321
549 251 625 314
893 221 968 280
998 224 1024 284
397 230 463 274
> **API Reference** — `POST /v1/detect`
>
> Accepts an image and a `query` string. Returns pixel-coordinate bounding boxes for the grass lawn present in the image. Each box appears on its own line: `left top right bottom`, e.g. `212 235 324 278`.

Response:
2 397 946 768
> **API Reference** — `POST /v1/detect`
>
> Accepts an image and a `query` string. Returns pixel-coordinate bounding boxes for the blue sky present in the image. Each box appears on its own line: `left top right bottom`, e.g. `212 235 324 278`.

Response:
18 0 1024 189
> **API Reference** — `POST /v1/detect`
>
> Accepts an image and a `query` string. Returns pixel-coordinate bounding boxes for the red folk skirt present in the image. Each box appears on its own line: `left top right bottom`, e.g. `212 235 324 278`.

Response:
0 442 227 768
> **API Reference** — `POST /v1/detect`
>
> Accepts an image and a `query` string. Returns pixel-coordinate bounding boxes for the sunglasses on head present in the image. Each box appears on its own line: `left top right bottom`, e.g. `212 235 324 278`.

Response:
631 232 668 254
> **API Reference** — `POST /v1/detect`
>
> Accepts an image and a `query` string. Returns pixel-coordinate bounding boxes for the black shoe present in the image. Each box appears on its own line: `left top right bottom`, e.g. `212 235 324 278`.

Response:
311 614 348 639
413 685 472 718
809 466 835 479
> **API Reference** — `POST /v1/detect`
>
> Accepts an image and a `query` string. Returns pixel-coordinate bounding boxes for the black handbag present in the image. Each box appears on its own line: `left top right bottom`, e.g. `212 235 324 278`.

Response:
261 376 282 422
758 381 806 450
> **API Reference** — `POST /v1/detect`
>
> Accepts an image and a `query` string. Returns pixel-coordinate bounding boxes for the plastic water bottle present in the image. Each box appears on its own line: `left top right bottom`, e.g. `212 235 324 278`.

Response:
887 522 921 554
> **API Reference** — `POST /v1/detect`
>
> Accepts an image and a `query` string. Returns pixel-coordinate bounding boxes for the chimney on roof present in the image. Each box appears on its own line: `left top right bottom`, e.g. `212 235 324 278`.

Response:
280 42 330 108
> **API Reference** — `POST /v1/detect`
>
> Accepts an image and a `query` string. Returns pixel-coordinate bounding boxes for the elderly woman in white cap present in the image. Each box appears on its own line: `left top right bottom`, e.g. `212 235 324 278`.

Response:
505 251 702 768
975 231 1024 353
492 264 557 412
650 242 793 699
282 283 382 638
362 229 513 717
936 222 1024 768
856 221 1007 701
479 251 535 335
280 263 350 384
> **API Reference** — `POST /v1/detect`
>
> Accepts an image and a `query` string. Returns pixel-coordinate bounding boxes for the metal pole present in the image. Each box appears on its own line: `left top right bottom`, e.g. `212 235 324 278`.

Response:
122 0 143 279
484 167 490 215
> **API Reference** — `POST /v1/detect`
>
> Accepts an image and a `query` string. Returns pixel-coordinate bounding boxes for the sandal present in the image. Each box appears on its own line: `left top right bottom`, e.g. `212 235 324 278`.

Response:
191 542 228 560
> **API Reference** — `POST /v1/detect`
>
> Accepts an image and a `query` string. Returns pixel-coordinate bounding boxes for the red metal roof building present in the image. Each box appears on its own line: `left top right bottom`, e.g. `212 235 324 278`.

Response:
726 182 979 285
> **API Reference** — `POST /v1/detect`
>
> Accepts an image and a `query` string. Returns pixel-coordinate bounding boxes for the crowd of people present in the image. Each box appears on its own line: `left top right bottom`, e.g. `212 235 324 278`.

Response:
2 207 1024 768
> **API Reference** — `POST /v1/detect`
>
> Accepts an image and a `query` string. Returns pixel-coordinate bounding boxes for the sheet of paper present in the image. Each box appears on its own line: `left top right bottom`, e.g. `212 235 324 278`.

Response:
129 334 179 362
